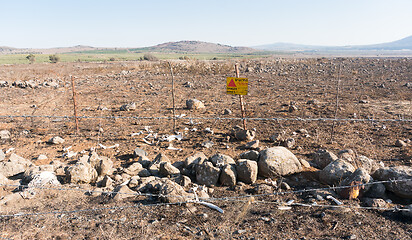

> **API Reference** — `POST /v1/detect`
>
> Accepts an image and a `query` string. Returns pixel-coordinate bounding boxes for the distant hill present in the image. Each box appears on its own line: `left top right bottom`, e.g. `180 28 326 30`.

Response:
0 45 100 55
254 35 412 51
139 41 257 54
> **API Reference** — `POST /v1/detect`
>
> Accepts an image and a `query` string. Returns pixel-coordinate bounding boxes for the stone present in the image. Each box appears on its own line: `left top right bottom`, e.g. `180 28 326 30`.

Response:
281 138 295 149
338 149 356 162
9 153 32 167
27 171 60 187
258 147 302 177
96 156 113 176
299 159 311 168
244 140 259 149
250 184 273 194
219 164 237 186
269 131 285 142
319 160 355 185
180 175 192 187
112 185 136 201
159 179 192 203
357 156 379 175
37 154 48 161
98 175 113 188
88 151 101 168
362 198 387 208
124 162 144 175
66 162 98 184
195 161 221 187
48 136 65 144
22 165 54 183
338 168 372 199
184 152 207 168
0 172 9 185
0 149 4 161
133 147 147 158
209 153 235 168
137 156 151 168
0 130 10 139
372 166 412 198
138 169 151 177
128 176 141 188
312 149 338 169
363 182 386 198
201 141 214 148
186 99 205 110
0 192 23 206
395 139 407 147
0 161 26 177
239 150 259 161
223 109 232 115
120 102 136 111
231 126 256 141
159 162 181 177
236 159 258 184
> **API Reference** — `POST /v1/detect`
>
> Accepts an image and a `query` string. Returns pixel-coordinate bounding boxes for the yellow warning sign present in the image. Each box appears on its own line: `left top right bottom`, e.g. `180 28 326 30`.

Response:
226 77 248 95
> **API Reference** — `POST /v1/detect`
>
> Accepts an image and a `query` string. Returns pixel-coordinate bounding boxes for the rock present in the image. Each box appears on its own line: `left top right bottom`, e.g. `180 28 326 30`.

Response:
159 162 181 177
159 179 192 203
312 149 338 169
22 165 54 183
137 156 151 168
201 141 214 148
319 160 355 185
269 131 285 142
0 149 4 161
120 102 136 111
363 182 386 198
48 136 65 145
184 152 207 168
195 161 221 187
239 150 259 161
357 155 379 175
0 172 9 185
372 166 412 198
231 126 256 141
297 129 309 134
98 175 113 188
9 153 32 167
186 99 205 110
66 162 98 184
0 130 10 139
258 147 302 177
299 159 311 168
281 138 295 149
288 105 298 112
280 182 291 190
209 153 235 168
95 156 113 176
27 171 60 187
148 153 170 176
395 139 407 147
112 185 136 201
133 147 147 158
244 140 259 149
0 192 23 206
338 149 356 162
219 164 237 186
180 175 192 187
338 168 372 199
138 169 151 177
128 176 141 188
250 184 273 194
236 159 258 184
124 162 144 175
0 161 26 177
88 151 101 168
362 198 387 208
37 154 48 161
223 109 232 115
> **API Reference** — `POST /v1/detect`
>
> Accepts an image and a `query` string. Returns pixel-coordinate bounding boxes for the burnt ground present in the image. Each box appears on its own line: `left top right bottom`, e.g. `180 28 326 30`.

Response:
0 58 411 239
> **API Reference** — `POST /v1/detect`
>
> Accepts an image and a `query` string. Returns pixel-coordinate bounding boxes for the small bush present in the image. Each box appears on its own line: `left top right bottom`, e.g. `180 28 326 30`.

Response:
49 55 60 63
26 54 36 64
109 57 116 61
142 53 159 61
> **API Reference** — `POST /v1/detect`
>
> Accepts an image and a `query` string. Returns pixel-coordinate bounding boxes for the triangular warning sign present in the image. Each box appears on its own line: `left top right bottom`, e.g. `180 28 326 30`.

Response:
228 79 237 87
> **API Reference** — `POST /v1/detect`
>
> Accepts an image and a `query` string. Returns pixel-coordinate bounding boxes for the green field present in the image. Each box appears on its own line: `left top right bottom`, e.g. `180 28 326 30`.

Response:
0 51 275 65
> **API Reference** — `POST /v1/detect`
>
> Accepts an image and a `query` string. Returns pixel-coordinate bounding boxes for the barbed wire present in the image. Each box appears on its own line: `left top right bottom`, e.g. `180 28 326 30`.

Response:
0 114 411 123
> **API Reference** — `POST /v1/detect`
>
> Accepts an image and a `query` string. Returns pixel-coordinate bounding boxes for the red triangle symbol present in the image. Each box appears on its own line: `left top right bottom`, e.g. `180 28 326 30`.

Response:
228 79 237 87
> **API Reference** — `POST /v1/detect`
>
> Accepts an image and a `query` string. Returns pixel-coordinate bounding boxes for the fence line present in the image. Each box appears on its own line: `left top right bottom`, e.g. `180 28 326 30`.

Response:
0 114 411 123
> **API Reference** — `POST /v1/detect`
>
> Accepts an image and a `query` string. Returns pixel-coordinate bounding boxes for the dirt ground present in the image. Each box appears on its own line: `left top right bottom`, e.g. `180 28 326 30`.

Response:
0 58 411 239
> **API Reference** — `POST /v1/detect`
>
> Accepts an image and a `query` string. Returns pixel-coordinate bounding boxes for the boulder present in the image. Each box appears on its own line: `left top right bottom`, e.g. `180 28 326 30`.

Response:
219 164 237 186
133 147 147 158
112 185 136 201
236 159 258 184
0 130 10 139
66 162 98 184
159 162 181 177
0 161 26 177
210 153 235 168
238 150 259 161
258 147 302 177
372 166 412 198
159 179 193 203
48 136 65 145
338 149 356 162
128 176 141 188
120 102 136 111
184 152 207 168
231 126 255 141
0 172 9 185
22 165 54 183
9 153 32 167
356 155 379 175
312 149 338 169
363 182 386 199
319 159 355 185
124 162 144 175
186 99 205 110
195 161 221 187
95 156 113 176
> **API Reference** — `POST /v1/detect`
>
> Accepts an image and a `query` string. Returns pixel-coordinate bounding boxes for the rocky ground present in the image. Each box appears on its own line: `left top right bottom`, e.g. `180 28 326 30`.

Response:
0 58 411 239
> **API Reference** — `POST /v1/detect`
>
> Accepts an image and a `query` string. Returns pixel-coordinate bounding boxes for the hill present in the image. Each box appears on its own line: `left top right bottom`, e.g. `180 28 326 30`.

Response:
137 41 257 54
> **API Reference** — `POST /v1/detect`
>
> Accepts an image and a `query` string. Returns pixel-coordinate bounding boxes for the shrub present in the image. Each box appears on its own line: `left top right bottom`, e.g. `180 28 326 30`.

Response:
109 57 116 61
49 54 60 63
26 54 36 64
142 53 159 61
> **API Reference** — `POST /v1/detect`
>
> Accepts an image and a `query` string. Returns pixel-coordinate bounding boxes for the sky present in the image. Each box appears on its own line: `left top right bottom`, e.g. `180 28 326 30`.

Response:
1 0 412 48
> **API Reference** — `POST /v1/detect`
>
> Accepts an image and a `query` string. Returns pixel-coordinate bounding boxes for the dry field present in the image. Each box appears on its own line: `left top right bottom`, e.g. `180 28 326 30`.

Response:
0 58 411 239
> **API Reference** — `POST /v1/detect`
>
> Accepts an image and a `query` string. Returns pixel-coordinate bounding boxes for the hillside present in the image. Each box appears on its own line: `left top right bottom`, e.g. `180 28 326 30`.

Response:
138 40 257 53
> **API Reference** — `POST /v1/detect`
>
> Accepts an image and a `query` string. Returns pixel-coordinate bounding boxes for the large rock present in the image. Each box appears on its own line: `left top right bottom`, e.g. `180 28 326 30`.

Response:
186 99 205 110
236 159 258 184
22 165 54 183
112 185 136 201
238 150 259 161
372 166 412 198
319 159 355 185
0 130 10 139
159 162 181 177
219 164 237 186
195 161 221 187
124 162 144 175
9 153 32 167
48 136 65 145
209 153 235 168
312 149 338 169
258 147 302 177
133 147 147 158
338 168 372 199
337 149 356 162
0 172 9 185
95 156 113 176
231 126 256 141
0 161 26 177
66 162 98 184
159 179 193 203
184 152 207 168
357 155 379 175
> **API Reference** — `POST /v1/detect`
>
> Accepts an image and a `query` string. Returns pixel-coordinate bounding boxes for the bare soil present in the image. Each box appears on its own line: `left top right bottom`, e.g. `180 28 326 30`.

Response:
0 58 411 239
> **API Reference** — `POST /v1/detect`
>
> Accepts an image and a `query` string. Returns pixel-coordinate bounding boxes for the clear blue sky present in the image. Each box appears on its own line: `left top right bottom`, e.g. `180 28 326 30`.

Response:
1 0 412 48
